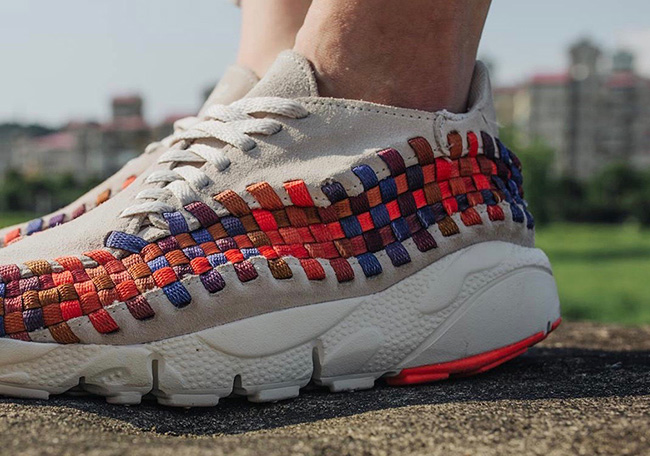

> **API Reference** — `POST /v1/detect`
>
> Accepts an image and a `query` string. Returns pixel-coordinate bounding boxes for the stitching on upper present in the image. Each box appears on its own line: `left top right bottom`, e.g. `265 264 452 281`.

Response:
301 100 435 121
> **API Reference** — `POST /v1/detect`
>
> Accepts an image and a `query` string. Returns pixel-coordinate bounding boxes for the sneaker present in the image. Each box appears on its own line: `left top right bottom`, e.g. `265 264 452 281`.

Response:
0 51 560 406
0 65 259 247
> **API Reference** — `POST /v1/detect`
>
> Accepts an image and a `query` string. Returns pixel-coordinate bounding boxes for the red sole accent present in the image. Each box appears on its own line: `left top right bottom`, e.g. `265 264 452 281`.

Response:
387 317 562 386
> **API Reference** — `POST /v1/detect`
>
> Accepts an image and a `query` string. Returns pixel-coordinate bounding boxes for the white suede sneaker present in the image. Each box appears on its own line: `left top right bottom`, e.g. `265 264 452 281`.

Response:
0 51 560 406
0 65 258 247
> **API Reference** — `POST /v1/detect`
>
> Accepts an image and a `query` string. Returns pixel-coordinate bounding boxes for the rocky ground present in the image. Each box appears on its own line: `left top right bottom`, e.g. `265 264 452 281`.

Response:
1 321 649 456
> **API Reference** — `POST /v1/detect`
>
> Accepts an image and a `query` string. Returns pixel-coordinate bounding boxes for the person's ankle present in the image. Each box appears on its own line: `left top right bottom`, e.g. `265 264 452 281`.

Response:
236 50 283 80
295 43 473 113
293 0 488 113
237 0 312 78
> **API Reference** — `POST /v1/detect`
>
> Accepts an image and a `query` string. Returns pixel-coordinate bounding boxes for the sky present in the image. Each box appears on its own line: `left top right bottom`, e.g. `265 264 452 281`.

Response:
1 0 649 126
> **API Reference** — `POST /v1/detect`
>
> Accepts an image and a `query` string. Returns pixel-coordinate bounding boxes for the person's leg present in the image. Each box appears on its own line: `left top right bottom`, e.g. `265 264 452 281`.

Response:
237 0 312 78
294 0 491 113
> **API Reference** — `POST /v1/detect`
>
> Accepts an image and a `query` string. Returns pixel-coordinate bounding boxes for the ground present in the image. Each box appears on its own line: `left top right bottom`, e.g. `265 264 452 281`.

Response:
0 321 648 456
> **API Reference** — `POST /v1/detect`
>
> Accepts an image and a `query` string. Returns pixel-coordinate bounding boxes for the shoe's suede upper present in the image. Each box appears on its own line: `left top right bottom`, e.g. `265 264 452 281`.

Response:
0 64 258 248
0 52 533 345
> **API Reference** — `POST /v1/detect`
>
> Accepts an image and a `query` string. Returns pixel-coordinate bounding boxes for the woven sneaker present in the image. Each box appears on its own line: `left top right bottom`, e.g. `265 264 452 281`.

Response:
0 51 560 406
0 65 258 247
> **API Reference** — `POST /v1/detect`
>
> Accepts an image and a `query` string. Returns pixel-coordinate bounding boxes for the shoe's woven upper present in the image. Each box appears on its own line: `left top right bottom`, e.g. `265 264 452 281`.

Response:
0 52 533 345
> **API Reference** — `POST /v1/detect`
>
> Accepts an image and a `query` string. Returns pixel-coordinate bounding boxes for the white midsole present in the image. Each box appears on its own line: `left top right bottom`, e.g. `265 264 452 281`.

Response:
0 241 560 406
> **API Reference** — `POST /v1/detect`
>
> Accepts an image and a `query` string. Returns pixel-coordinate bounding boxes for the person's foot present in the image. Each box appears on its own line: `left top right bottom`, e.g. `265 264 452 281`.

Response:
0 65 259 248
0 51 560 406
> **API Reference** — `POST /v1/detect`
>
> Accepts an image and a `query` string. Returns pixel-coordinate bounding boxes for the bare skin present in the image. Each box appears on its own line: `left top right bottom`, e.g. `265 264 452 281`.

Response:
237 0 312 78
294 0 492 113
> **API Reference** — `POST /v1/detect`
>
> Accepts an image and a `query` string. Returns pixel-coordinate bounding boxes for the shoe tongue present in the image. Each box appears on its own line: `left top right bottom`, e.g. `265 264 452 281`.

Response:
199 64 260 116
245 50 320 99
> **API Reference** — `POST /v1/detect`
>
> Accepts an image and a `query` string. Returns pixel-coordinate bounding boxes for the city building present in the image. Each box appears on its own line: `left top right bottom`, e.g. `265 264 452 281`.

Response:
0 124 55 176
100 95 152 176
11 122 102 178
495 39 650 179
7 95 155 180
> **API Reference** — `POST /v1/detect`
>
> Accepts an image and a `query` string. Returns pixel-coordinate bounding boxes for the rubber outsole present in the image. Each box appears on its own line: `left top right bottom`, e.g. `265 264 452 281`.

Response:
0 318 562 406
387 317 562 385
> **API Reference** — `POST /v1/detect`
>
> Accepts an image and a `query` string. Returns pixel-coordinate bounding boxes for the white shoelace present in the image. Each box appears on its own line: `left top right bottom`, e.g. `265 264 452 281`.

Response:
120 97 308 227
142 114 205 155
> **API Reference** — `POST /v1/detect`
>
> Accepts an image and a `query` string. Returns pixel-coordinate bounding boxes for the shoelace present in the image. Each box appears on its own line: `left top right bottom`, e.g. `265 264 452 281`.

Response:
142 115 204 155
120 97 309 228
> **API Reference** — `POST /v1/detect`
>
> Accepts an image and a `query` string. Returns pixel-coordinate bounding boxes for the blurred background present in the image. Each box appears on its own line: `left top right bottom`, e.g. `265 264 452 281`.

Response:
0 1 649 324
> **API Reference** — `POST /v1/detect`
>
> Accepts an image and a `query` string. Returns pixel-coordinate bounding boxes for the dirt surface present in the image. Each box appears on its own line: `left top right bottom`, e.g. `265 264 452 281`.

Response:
0 321 649 456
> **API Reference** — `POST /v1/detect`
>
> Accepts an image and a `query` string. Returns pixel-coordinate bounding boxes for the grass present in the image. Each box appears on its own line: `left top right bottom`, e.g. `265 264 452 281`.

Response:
536 223 650 324
0 212 35 228
0 213 648 324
